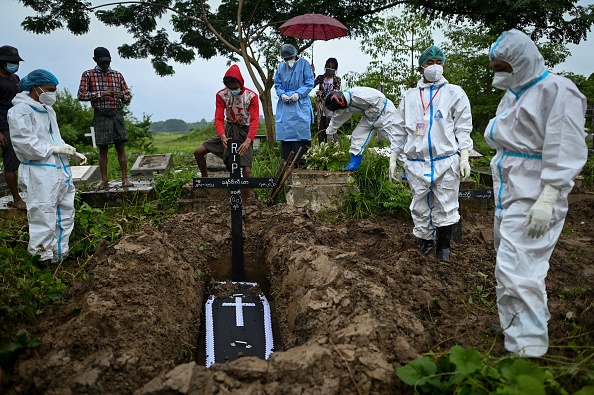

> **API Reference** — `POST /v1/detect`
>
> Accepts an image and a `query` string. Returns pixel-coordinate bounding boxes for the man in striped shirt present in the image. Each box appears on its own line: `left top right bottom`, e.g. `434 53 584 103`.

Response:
77 47 133 189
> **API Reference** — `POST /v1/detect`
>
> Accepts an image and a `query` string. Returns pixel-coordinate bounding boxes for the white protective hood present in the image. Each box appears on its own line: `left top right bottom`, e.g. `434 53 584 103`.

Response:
489 29 547 92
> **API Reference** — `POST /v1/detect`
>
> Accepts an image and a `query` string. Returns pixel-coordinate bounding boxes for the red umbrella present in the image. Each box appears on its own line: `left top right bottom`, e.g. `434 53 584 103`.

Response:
279 14 348 41
279 14 349 69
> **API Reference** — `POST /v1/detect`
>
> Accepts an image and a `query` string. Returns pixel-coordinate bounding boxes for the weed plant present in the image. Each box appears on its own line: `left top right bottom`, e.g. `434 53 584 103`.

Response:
302 141 348 171
251 142 283 201
397 344 594 394
0 217 61 367
344 154 412 218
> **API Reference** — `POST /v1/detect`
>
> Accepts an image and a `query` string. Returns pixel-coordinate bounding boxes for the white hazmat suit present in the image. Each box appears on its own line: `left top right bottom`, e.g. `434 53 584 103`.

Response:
326 87 398 157
8 91 76 262
486 29 587 357
392 76 473 241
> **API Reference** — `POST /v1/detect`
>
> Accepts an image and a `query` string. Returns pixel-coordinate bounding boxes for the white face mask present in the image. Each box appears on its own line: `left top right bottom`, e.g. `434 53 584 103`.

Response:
492 72 514 90
423 64 443 82
37 87 57 106
286 59 296 68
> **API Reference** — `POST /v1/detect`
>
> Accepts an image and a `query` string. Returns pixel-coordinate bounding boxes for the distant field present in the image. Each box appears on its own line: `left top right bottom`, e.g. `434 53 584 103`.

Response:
151 130 213 153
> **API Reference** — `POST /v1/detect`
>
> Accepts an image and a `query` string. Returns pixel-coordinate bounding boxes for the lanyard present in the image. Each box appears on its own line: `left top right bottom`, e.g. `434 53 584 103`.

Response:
419 85 442 115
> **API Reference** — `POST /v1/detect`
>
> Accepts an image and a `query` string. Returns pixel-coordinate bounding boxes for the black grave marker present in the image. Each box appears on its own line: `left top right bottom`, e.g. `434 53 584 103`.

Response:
193 140 277 367
193 140 276 281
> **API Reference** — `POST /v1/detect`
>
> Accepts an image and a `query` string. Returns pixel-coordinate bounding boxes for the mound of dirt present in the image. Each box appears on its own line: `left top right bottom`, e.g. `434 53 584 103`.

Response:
4 196 594 394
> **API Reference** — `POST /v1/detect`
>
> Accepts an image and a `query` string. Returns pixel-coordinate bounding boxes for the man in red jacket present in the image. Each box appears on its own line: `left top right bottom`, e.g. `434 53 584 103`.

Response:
194 65 260 204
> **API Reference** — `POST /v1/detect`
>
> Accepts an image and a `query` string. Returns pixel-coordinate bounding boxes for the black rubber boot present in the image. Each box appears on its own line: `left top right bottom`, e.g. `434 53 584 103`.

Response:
419 239 434 255
435 225 453 263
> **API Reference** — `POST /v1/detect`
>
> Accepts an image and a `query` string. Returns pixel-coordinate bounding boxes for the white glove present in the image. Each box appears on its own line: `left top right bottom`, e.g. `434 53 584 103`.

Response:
389 151 405 182
51 144 76 156
72 152 87 165
459 149 471 179
389 151 398 182
290 93 299 102
524 184 561 238
281 94 291 103
325 126 337 135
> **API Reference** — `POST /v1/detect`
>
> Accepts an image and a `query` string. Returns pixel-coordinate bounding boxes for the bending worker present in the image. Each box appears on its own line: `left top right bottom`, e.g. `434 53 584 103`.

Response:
486 29 587 357
324 87 398 171
390 45 473 263
8 69 86 263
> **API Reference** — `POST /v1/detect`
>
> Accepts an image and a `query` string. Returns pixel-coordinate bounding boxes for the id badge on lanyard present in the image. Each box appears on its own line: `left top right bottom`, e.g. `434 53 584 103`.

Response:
417 86 441 136
415 113 430 136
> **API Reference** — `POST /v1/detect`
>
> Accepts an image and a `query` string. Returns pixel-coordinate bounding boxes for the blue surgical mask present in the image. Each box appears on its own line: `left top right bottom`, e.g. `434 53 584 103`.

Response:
5 63 18 74
229 88 241 96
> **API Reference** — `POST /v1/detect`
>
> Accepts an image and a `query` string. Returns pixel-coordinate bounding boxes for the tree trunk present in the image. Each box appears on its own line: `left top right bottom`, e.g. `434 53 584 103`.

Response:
260 89 276 148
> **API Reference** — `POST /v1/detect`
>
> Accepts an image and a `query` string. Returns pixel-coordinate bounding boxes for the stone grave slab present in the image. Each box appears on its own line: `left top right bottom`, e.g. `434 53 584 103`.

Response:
205 153 227 172
0 192 27 219
131 154 173 179
79 180 155 208
70 165 101 187
285 169 359 212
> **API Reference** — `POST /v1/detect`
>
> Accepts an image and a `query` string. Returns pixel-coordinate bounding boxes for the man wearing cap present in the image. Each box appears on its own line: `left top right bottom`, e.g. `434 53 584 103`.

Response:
390 45 473 264
77 46 133 189
0 45 26 210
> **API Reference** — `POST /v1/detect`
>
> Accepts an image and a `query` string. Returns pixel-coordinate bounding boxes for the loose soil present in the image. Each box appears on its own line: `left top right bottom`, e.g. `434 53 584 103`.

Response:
3 190 594 394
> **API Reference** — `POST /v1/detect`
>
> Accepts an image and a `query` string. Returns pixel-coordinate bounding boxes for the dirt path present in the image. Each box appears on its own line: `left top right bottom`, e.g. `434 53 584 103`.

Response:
4 195 594 394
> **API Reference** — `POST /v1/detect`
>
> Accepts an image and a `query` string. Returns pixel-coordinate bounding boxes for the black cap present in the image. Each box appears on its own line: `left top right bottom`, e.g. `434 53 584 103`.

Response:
93 47 111 63
0 46 24 62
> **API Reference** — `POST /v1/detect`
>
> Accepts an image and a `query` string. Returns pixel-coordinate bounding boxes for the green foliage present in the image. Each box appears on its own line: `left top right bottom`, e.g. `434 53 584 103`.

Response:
251 142 282 201
345 154 412 218
149 118 211 133
302 141 348 171
0 222 66 367
69 202 124 257
0 329 41 368
126 113 155 153
343 11 437 101
396 345 593 394
582 155 594 186
153 167 196 208
54 89 94 147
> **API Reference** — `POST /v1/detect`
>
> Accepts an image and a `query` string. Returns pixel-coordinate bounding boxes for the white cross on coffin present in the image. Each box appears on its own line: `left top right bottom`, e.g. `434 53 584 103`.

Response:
222 294 256 327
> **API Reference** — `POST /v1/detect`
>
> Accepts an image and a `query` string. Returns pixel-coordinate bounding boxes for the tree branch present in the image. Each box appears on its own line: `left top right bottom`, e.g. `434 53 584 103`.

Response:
359 0 411 17
237 0 266 94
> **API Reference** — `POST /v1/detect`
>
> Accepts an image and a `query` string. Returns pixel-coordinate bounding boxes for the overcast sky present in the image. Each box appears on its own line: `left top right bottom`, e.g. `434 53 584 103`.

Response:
3 1 593 123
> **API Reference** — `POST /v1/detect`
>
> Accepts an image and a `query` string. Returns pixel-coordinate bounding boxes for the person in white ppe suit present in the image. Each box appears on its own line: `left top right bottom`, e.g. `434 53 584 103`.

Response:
486 29 587 357
324 87 398 171
8 69 86 263
390 45 473 263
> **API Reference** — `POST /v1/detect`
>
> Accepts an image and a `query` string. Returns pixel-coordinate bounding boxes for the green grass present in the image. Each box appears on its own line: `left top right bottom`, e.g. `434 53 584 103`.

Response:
151 127 213 154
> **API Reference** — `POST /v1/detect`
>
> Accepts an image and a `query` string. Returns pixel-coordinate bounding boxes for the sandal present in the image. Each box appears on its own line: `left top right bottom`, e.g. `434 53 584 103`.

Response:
7 200 27 210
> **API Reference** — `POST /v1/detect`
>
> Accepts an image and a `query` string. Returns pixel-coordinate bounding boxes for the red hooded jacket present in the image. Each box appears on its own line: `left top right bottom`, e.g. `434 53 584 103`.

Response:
215 65 260 141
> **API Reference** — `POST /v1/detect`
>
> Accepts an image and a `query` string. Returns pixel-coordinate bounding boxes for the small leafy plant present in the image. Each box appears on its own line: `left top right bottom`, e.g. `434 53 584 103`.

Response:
396 345 594 394
345 153 412 218
302 141 348 171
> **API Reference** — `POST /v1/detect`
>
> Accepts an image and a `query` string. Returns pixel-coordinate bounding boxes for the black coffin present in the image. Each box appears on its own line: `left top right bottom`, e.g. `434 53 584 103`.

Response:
205 282 274 367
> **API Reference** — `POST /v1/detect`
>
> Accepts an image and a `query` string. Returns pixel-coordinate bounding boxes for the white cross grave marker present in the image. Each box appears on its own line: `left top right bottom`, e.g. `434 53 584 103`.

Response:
84 126 97 148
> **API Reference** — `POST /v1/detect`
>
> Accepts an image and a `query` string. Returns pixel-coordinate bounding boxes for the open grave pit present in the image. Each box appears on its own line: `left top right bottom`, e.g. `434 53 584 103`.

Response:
4 198 594 394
